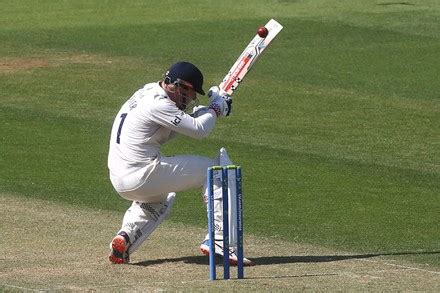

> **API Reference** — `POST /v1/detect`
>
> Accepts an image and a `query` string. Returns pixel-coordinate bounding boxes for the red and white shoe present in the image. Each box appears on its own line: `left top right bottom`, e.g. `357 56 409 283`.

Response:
109 234 130 264
200 239 255 266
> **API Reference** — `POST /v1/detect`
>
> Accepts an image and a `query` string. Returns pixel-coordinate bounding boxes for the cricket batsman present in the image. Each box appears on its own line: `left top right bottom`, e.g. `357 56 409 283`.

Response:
107 61 254 266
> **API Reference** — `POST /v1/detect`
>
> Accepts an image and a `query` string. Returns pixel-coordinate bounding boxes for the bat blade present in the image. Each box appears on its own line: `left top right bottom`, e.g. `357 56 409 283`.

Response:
219 19 283 96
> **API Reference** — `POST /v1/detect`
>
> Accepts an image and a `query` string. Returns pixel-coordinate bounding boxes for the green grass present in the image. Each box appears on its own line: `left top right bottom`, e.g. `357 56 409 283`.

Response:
1 0 439 267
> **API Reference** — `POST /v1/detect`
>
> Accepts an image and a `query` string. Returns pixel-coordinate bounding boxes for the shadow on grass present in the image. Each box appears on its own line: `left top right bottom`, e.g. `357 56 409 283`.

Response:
131 250 440 267
132 256 208 266
251 250 440 266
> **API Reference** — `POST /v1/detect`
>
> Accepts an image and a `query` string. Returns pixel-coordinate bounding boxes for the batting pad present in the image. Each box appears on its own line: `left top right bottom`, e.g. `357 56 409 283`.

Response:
211 168 238 247
119 192 176 254
219 147 238 246
227 169 238 247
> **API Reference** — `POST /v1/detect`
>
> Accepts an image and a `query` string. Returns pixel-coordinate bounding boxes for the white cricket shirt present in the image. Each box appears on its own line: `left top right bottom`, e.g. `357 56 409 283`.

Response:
108 82 216 192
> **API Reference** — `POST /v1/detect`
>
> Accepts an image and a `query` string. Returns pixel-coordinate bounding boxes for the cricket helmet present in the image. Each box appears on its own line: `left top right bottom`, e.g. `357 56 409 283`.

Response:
164 61 205 95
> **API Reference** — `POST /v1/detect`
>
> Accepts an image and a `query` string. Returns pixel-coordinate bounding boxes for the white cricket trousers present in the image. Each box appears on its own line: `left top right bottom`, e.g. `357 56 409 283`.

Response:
110 150 237 255
118 155 217 203
112 154 221 254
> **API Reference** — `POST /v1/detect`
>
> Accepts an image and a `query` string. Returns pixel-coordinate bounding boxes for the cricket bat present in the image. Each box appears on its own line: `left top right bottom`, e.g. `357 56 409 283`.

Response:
219 19 283 96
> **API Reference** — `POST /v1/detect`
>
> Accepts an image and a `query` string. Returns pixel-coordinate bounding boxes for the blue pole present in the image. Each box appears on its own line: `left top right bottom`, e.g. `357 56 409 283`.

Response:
222 167 230 279
207 167 216 280
236 166 244 279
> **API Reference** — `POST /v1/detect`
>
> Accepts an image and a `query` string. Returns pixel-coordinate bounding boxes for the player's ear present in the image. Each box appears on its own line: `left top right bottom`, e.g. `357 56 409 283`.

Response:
162 80 173 91
168 83 177 92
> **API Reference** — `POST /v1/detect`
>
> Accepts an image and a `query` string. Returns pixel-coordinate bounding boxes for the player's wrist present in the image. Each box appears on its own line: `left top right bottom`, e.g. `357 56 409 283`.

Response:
208 105 221 117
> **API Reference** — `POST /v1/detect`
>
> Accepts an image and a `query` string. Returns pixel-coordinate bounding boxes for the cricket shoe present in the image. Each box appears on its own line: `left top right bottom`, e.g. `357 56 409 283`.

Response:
109 234 130 264
200 239 255 266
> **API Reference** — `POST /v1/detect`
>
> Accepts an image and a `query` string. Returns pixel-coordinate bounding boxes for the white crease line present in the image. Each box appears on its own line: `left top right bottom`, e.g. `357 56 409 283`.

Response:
356 258 440 275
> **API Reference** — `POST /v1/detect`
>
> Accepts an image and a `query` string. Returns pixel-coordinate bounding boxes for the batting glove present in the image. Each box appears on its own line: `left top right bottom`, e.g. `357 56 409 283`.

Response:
208 86 232 117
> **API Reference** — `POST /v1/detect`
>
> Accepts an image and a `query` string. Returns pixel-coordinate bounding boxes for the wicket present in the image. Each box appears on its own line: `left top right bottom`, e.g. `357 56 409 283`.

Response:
207 165 244 280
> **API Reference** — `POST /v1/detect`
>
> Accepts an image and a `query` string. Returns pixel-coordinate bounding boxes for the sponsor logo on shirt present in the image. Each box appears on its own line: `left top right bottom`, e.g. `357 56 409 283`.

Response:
171 115 182 126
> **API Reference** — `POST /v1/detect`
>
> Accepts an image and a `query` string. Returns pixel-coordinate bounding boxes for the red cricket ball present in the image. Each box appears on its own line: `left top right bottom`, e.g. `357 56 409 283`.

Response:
257 26 269 38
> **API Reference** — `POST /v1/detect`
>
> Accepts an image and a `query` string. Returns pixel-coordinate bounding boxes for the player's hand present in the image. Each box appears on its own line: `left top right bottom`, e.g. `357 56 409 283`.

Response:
208 86 227 99
208 86 232 117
